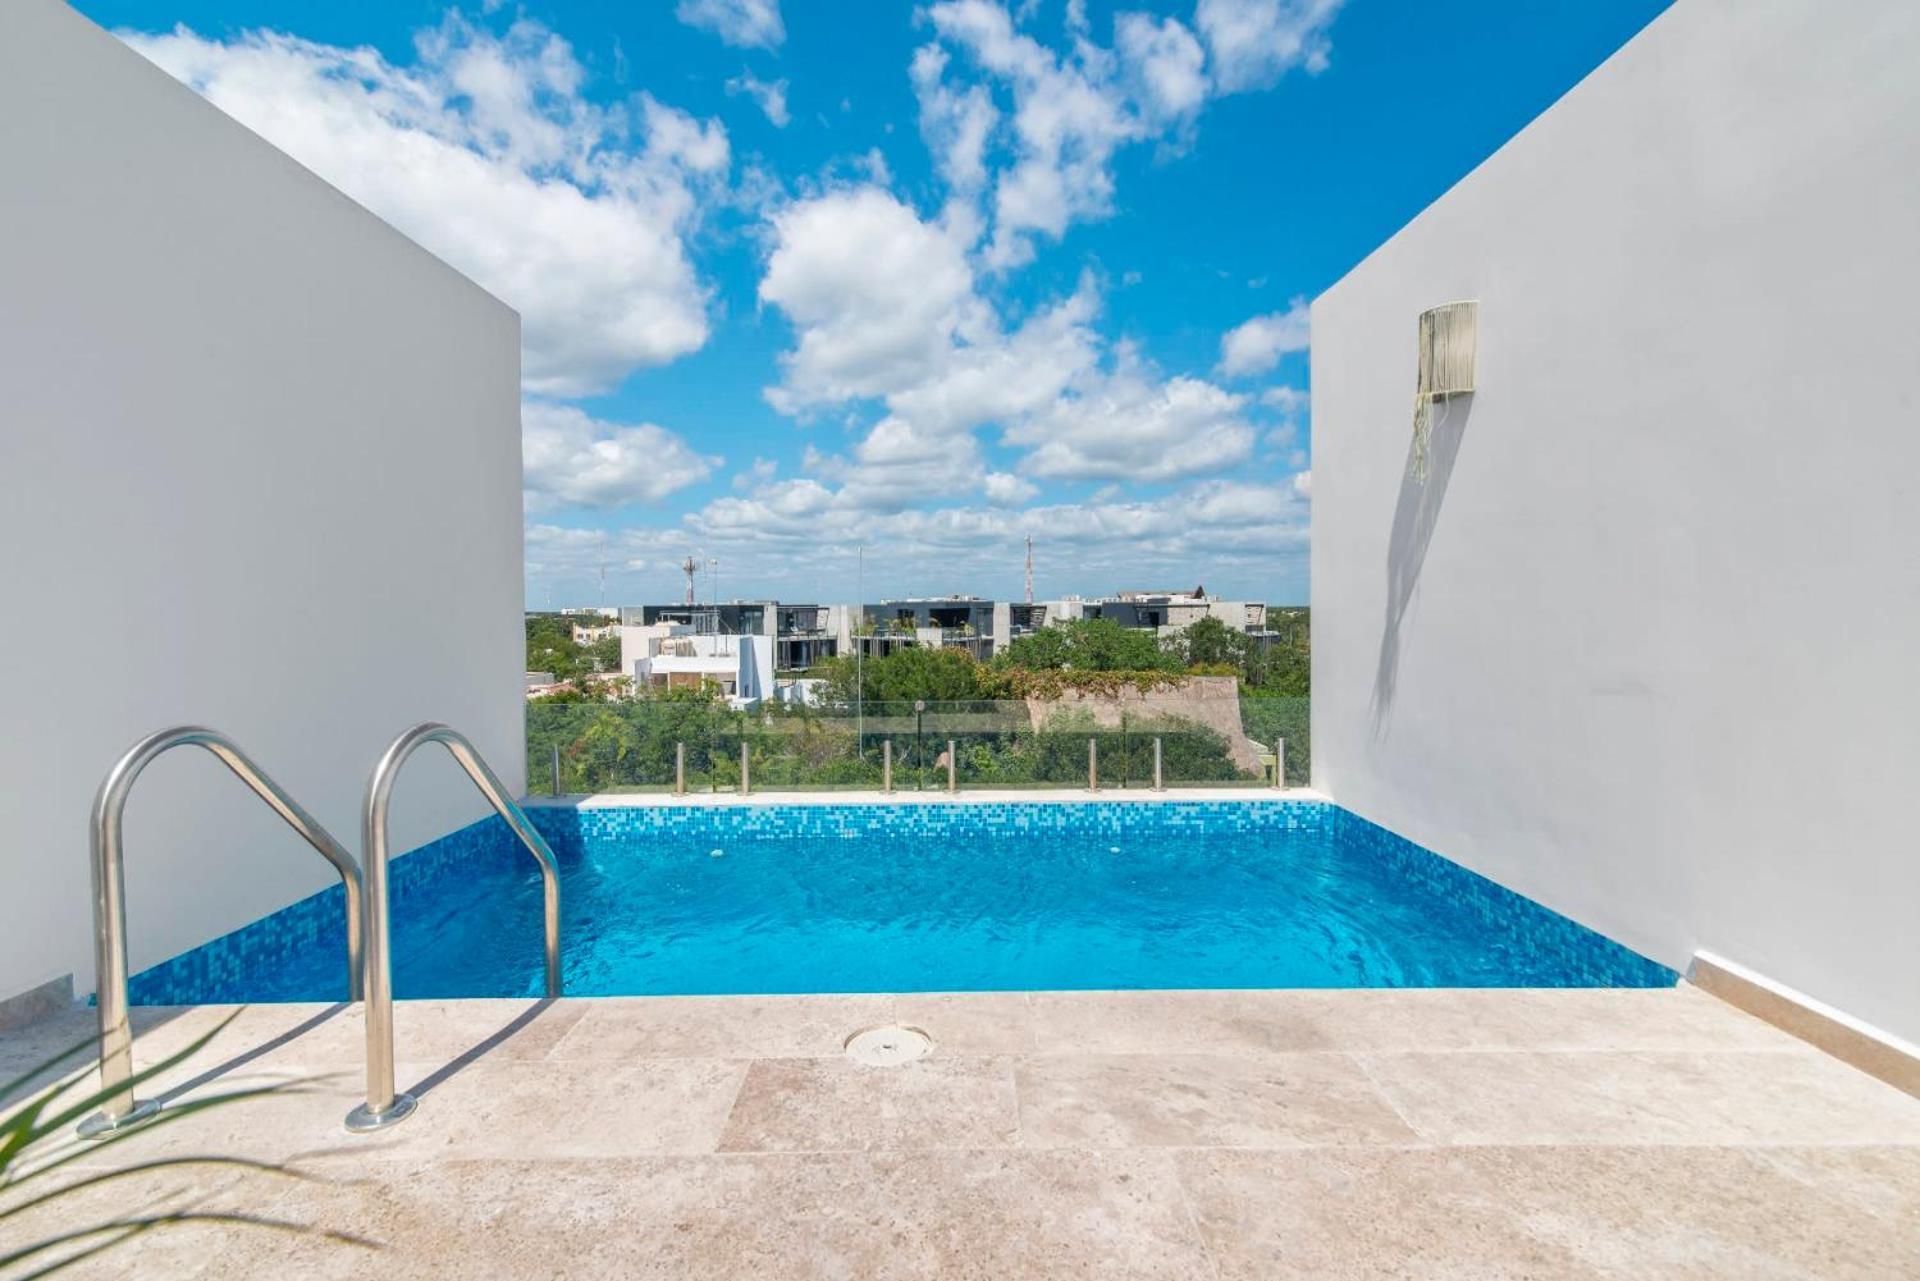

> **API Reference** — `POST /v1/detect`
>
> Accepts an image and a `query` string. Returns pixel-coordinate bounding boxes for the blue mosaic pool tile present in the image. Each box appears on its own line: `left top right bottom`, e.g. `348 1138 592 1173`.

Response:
1324 809 1675 988
127 814 515 1006
541 796 1326 852
126 797 1674 1002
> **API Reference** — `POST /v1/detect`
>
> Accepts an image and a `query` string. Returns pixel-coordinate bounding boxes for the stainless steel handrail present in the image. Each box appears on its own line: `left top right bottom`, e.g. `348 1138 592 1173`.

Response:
347 723 562 1133
79 726 363 1139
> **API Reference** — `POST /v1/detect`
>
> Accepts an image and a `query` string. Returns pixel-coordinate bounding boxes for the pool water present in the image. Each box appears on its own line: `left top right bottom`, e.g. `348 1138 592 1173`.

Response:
128 801 1674 1003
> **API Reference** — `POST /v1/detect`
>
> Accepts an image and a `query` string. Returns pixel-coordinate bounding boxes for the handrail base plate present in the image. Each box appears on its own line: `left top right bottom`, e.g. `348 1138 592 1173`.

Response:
77 1097 162 1140
344 1091 418 1133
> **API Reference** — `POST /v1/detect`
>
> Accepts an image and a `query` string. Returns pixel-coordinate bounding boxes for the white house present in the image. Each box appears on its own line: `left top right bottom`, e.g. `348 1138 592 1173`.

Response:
620 625 775 706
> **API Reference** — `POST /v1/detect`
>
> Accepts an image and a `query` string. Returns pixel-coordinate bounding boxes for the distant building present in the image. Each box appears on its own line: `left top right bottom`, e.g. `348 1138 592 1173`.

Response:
1033 588 1268 638
619 624 773 705
619 600 776 636
570 622 618 644
599 586 1268 677
618 600 835 672
852 597 1010 660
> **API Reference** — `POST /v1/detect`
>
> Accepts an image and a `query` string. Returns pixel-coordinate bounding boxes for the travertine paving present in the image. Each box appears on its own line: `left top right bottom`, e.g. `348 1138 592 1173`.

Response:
4 987 1917 1278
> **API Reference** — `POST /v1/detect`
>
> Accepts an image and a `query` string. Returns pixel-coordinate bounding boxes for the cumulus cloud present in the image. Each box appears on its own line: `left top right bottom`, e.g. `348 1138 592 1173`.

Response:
725 69 790 126
910 44 998 195
1217 299 1311 377
1260 384 1310 414
983 471 1040 505
927 0 1140 270
759 187 981 411
125 15 725 397
917 0 1341 269
675 0 784 50
1006 360 1254 482
534 463 1310 601
522 402 720 512
1194 0 1344 92
1116 12 1210 125
679 474 1309 593
757 184 1263 504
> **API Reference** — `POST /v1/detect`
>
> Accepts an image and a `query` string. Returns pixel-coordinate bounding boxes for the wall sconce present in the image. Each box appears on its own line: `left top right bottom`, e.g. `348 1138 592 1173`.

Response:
1412 300 1478 482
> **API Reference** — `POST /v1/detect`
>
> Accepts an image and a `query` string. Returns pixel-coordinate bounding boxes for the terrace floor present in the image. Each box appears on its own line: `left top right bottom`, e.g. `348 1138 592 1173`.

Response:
4 986 1918 1278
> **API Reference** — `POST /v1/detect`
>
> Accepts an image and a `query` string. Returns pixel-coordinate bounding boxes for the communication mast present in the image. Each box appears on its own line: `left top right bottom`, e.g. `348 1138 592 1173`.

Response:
1025 535 1034 604
680 555 698 605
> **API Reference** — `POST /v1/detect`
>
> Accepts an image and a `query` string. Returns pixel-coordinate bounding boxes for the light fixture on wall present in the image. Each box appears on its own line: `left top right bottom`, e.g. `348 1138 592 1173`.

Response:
1412 300 1478 482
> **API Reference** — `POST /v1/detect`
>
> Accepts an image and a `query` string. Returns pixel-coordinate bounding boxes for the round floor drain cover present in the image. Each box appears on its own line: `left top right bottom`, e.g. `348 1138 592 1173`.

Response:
844 1024 933 1066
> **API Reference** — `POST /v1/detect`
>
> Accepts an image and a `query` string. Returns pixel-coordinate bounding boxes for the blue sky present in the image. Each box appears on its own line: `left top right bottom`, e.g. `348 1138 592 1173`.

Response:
82 0 1668 608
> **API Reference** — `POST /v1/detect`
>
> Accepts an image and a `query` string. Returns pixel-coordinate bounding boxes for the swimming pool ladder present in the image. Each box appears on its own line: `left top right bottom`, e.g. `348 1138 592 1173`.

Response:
347 722 562 1133
78 727 364 1139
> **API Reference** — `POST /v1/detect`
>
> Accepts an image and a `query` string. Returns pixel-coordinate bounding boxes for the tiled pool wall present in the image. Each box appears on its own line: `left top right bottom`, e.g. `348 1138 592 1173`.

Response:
1325 811 1675 987
126 798 1673 1004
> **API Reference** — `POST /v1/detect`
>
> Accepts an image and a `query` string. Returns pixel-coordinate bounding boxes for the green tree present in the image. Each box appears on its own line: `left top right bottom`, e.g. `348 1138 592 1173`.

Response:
821 645 989 706
997 618 1181 673
588 633 623 673
525 614 590 680
1175 616 1245 669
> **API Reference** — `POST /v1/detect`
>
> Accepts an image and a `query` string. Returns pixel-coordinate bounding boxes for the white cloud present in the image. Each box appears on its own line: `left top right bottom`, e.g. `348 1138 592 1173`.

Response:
1194 0 1344 93
910 44 999 195
759 187 981 410
733 457 779 490
675 0 784 50
1217 299 1311 377
124 15 725 397
757 186 1257 503
918 0 1340 270
725 69 790 127
927 0 1140 270
1115 12 1209 125
983 471 1040 505
1006 359 1255 482
1260 384 1310 414
532 465 1311 600
522 402 720 512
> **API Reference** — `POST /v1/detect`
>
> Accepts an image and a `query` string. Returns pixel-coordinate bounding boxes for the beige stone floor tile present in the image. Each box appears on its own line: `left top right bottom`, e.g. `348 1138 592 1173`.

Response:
228 997 588 1072
885 991 1037 1054
32 1062 378 1173
1358 1048 1920 1145
3 1004 341 1105
547 993 893 1060
1175 1144 1920 1280
1015 1052 1415 1149
1028 989 1330 1055
33 1053 747 1174
0 1158 327 1281
178 1150 1212 1281
718 1056 1019 1152
390 1056 747 1158
1738 1145 1920 1229
1294 986 1812 1054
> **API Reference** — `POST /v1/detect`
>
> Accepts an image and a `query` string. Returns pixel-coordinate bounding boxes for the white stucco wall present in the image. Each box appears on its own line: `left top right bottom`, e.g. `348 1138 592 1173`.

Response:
0 1 524 1005
1311 0 1920 1041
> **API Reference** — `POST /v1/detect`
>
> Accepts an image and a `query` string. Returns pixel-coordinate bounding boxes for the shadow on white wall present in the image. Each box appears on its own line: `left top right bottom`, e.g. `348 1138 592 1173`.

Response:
1371 395 1474 735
